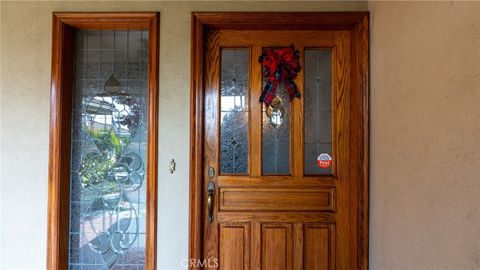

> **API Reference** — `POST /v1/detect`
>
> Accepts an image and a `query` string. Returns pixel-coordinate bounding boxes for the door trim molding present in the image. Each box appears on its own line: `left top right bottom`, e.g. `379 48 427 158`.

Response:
47 12 159 270
189 12 369 270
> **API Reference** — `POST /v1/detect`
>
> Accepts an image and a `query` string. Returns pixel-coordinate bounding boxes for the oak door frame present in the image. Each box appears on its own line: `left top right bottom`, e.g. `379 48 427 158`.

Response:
189 12 369 270
47 12 159 270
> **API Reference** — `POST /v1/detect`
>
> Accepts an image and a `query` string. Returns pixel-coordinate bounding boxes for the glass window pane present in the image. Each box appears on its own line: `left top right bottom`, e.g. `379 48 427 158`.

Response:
304 49 333 175
69 30 148 269
262 59 291 175
220 49 249 174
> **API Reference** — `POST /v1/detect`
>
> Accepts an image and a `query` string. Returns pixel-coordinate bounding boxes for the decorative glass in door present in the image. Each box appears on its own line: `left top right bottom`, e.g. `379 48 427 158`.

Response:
304 49 333 175
220 49 249 174
69 30 148 269
262 81 291 175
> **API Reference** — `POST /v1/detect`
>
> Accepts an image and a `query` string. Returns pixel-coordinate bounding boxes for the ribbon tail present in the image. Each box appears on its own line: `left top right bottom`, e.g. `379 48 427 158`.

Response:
260 80 278 106
283 80 301 100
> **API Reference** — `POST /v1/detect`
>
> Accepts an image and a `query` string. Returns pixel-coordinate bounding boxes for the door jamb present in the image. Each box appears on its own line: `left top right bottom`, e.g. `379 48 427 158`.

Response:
189 12 369 270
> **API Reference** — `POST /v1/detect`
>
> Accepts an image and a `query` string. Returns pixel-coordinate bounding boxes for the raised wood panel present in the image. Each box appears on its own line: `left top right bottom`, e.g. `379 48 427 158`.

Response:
219 223 250 270
303 224 335 270
218 175 336 187
219 188 335 212
261 224 293 270
218 212 335 223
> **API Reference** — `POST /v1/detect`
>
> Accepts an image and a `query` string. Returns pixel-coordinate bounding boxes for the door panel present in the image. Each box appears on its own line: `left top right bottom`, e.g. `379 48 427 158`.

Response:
303 224 335 270
219 223 250 270
261 224 293 270
219 187 335 212
203 29 355 270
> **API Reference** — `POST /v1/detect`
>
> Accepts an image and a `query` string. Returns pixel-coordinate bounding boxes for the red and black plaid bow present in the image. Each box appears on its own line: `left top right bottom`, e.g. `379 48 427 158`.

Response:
259 46 301 106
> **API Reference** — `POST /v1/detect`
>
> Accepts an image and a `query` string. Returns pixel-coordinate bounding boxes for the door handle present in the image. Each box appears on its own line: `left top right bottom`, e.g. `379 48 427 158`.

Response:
207 180 215 224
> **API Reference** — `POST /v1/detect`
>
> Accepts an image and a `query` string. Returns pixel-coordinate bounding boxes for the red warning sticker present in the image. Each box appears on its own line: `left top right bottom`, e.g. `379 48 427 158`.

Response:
317 153 332 168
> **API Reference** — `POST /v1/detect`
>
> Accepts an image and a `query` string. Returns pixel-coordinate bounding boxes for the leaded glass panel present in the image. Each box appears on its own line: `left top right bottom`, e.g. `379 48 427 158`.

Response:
220 49 249 174
69 30 148 269
262 66 291 175
304 49 333 175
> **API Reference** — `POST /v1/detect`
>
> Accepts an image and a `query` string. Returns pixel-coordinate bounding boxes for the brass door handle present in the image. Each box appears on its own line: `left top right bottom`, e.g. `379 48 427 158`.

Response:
207 181 215 223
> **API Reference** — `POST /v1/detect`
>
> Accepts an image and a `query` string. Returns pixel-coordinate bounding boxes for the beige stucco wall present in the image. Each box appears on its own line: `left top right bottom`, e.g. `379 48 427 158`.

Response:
1 1 479 270
369 2 480 269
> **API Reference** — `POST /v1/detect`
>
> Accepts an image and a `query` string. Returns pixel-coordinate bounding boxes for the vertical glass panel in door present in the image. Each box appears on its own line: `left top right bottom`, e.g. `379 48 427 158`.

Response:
304 49 333 175
69 30 148 269
220 49 249 174
262 52 291 175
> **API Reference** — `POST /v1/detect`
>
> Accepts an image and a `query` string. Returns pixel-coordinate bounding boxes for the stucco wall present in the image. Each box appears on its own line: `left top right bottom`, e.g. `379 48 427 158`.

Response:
1 1 479 270
369 2 480 270
0 1 367 270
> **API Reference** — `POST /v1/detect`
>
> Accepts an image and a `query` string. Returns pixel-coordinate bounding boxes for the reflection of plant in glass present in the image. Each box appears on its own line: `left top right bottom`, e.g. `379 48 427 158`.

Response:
80 93 141 210
89 128 123 157
80 152 112 187
79 128 126 203
84 93 139 156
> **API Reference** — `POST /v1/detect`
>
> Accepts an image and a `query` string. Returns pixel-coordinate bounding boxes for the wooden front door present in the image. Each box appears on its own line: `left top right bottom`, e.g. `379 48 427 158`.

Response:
190 13 369 270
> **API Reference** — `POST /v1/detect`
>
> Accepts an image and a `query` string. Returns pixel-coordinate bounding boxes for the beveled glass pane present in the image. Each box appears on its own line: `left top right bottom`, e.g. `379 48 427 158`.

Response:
220 49 249 174
69 30 148 269
304 49 333 175
262 75 291 175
